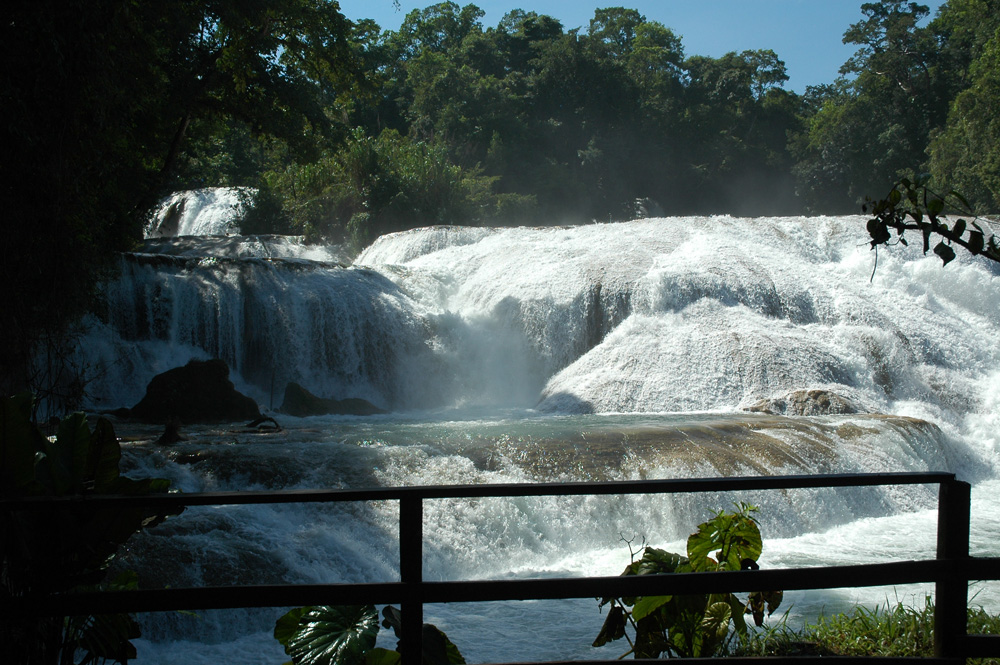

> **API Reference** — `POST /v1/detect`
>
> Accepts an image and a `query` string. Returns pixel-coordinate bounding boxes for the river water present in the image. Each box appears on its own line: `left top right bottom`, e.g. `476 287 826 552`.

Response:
73 191 1000 662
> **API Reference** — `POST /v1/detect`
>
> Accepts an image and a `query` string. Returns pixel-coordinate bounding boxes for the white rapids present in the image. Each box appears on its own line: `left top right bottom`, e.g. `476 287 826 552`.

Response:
67 193 1000 663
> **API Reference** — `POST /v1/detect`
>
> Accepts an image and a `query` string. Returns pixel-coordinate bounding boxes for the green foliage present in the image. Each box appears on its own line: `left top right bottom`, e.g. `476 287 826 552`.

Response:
1 393 178 664
793 1 952 211
60 571 142 665
254 128 533 247
807 597 935 657
275 604 465 665
928 25 1000 210
276 605 380 665
864 178 1000 273
0 0 361 396
593 504 783 659
737 598 1000 661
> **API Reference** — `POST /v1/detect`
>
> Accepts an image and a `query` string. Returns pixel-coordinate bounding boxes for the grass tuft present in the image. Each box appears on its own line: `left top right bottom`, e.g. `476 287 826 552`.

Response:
732 597 1000 664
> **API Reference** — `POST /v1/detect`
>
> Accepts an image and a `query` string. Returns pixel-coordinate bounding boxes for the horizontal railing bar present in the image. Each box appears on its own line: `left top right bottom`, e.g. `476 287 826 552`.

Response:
490 656 955 665
8 560 945 617
0 472 955 510
5 582 403 617
419 560 943 602
965 557 1000 580
963 634 1000 659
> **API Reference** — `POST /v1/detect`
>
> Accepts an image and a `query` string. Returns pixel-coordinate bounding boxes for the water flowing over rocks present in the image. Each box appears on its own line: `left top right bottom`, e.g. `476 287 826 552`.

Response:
278 381 386 417
129 358 261 424
80 199 1000 665
146 187 248 237
743 390 865 416
140 234 349 263
73 212 1000 432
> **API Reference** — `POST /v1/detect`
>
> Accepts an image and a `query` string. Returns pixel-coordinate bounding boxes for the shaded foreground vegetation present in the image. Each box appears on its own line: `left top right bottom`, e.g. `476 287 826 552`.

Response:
736 598 1000 663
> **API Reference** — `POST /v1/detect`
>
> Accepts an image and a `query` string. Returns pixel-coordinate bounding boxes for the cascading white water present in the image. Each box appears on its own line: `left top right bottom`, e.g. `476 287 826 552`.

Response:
72 208 1000 663
146 187 250 237
81 254 437 411
354 217 1000 431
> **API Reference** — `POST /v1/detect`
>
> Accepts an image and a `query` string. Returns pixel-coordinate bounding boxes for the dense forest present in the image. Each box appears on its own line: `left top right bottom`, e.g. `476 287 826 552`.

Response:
184 0 1000 238
1 0 999 395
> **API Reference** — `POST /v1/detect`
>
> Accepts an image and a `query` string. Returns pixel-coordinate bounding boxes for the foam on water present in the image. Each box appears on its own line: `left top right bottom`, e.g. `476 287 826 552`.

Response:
67 213 1000 662
115 411 996 663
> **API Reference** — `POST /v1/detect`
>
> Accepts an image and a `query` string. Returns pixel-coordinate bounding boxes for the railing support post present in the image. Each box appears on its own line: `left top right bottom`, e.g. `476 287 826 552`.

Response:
935 479 970 662
400 494 423 665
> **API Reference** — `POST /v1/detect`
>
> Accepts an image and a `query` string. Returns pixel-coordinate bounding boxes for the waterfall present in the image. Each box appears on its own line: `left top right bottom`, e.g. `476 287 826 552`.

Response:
69 206 1000 663
146 187 249 237
84 215 1000 436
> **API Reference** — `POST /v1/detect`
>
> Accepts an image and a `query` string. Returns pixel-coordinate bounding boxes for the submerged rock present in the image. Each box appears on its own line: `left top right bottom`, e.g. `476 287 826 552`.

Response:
130 358 261 424
743 389 864 417
155 420 189 445
279 382 385 417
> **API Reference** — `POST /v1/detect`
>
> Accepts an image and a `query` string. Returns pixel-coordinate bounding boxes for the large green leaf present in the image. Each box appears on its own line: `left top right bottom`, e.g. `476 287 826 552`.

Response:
592 604 627 647
421 623 466 665
687 508 761 572
613 547 686 605
66 611 140 663
632 594 672 622
364 649 401 665
634 613 672 658
635 547 686 576
377 606 465 665
698 601 732 656
64 570 142 664
727 593 748 635
380 605 402 638
275 606 315 648
746 589 783 627
284 605 379 665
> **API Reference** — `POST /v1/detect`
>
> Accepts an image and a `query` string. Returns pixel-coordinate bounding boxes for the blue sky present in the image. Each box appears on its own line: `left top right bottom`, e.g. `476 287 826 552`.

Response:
337 0 947 93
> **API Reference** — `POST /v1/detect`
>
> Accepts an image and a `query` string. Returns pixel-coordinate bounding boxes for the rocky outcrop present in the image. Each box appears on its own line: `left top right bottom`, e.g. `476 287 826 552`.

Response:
744 389 864 417
279 382 385 417
130 359 261 424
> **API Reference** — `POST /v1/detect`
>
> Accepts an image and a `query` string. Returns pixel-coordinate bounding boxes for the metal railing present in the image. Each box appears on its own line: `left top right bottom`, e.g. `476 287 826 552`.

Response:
4 472 1000 663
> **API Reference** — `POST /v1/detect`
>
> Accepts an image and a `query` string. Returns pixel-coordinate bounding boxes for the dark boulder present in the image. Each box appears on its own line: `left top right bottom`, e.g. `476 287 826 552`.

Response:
744 389 864 417
155 420 189 445
130 358 261 424
279 382 385 417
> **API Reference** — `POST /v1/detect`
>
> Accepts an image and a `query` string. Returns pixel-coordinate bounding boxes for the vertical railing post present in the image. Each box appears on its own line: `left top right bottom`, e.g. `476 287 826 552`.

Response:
935 479 970 662
399 493 423 665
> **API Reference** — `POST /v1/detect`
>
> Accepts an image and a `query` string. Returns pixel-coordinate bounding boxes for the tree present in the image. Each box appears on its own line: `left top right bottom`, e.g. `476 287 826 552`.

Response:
793 1 949 211
928 26 1000 209
252 128 532 248
678 50 799 213
0 0 360 401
